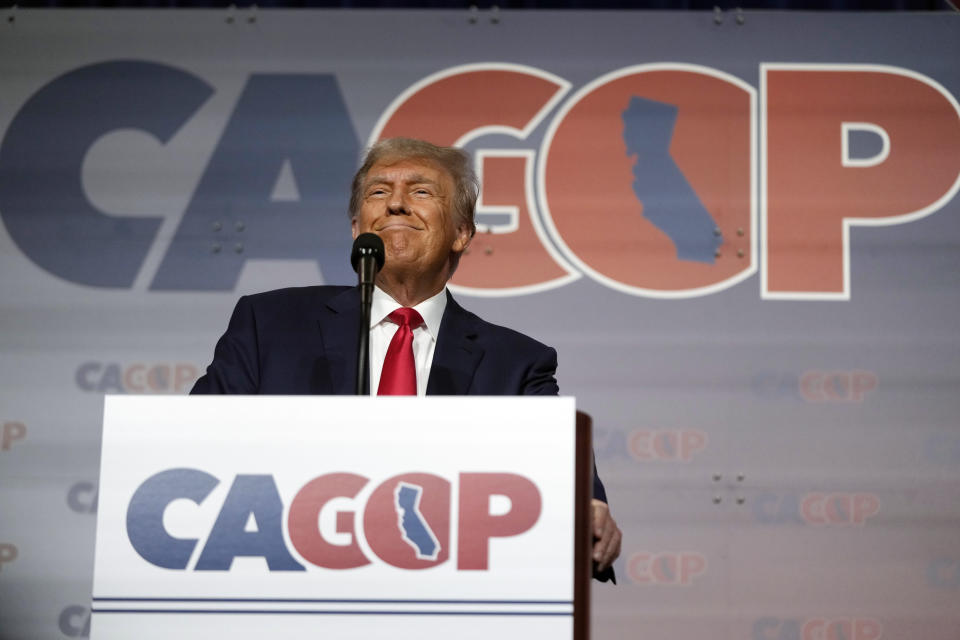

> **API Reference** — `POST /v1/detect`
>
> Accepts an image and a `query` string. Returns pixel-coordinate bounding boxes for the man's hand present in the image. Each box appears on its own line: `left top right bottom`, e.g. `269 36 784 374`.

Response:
591 498 622 572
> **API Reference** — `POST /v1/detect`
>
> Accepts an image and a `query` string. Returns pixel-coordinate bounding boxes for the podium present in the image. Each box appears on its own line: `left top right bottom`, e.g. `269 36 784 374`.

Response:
91 396 593 639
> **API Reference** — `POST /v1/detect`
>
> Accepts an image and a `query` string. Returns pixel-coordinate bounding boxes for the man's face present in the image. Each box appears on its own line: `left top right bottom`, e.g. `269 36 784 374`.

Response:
352 156 471 279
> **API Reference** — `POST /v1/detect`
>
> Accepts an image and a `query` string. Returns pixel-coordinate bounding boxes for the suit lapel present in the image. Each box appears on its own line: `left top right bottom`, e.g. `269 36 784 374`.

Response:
318 287 362 395
427 291 484 395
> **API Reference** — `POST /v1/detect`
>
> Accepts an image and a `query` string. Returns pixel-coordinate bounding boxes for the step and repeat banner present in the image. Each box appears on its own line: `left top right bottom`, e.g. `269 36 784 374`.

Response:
1 9 959 640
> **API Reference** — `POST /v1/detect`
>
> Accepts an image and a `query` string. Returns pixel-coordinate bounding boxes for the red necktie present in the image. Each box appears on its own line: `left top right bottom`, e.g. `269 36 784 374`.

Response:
377 308 424 396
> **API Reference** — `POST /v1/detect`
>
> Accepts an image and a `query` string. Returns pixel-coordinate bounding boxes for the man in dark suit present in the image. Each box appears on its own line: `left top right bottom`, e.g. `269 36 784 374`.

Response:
192 137 621 577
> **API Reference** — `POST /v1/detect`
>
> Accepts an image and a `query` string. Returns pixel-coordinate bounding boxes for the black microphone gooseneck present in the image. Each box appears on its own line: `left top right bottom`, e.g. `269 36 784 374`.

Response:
351 233 385 395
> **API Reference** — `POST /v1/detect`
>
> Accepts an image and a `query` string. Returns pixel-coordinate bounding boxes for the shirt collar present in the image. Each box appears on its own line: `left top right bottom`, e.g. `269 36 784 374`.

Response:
370 285 447 341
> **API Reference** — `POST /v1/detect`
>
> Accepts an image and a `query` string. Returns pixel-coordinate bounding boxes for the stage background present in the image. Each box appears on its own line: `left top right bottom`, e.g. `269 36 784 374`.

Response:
0 9 958 640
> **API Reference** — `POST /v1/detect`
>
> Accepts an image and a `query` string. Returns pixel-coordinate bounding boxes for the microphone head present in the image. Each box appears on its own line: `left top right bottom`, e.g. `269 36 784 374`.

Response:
350 233 385 273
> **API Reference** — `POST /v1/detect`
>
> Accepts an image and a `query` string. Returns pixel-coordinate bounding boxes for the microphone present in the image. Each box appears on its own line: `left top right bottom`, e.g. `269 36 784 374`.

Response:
351 233 385 395
351 232 385 277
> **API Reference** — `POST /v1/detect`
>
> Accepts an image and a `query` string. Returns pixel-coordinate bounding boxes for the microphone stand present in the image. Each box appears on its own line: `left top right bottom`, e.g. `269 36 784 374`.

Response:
351 233 384 396
356 256 376 396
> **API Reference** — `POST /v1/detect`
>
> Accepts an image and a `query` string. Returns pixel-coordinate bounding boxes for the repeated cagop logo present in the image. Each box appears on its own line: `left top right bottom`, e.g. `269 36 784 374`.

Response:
628 428 709 463
1 62 957 299
753 617 883 640
59 605 91 638
2 420 26 452
593 427 709 463
68 481 98 515
752 370 879 403
753 492 881 526
75 362 199 394
1 422 24 571
0 542 17 573
627 551 708 586
926 556 960 590
127 468 541 572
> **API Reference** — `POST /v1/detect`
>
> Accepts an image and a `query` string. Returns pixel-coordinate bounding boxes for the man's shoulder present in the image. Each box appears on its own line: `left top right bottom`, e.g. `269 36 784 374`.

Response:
447 296 555 356
242 285 353 308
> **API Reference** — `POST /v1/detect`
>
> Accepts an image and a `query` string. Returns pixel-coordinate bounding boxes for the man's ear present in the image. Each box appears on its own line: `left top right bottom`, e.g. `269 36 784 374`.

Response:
351 217 358 239
452 223 473 253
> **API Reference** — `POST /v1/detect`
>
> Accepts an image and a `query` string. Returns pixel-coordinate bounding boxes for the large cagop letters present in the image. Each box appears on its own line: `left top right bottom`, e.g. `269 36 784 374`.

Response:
762 64 960 299
151 74 358 290
371 64 578 294
0 61 212 287
540 64 756 298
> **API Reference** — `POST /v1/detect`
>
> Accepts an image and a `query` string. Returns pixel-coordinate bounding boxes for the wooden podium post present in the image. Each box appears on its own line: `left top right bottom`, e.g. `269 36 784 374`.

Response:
574 410 594 640
92 396 592 640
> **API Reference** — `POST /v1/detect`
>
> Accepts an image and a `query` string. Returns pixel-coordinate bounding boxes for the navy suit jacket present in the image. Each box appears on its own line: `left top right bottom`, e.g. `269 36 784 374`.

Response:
191 286 562 399
192 285 614 580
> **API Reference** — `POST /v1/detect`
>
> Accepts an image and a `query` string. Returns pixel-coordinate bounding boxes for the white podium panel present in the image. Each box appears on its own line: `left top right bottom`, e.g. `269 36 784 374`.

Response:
92 396 577 639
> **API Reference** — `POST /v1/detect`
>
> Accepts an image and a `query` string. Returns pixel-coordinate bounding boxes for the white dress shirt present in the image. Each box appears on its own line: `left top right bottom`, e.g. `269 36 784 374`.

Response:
368 285 447 396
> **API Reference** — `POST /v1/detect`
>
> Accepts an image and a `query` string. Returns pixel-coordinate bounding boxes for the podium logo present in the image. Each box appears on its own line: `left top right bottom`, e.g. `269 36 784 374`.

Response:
126 468 541 572
394 482 441 561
